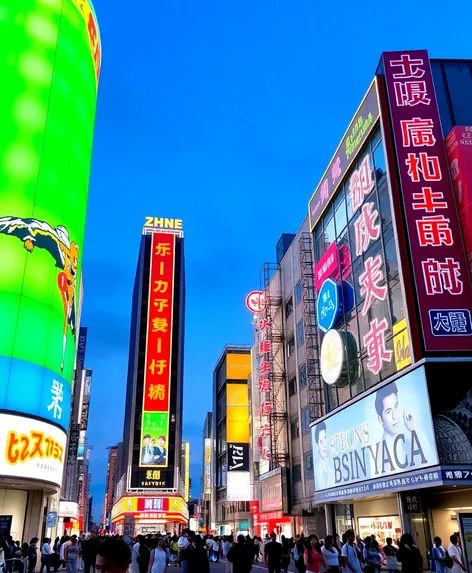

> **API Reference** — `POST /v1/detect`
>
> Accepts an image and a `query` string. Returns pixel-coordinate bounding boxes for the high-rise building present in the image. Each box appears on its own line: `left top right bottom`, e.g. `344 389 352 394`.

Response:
200 412 213 533
112 217 188 534
212 345 252 535
0 0 101 540
102 445 120 530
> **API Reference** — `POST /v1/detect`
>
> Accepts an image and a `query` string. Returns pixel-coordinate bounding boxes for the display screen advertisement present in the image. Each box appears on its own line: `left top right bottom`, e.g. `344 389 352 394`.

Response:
228 443 250 472
139 232 176 469
226 353 251 380
446 126 472 277
308 80 380 231
0 413 66 487
383 50 472 351
0 0 101 432
227 383 250 442
111 496 188 522
226 471 251 501
312 367 439 502
204 438 212 494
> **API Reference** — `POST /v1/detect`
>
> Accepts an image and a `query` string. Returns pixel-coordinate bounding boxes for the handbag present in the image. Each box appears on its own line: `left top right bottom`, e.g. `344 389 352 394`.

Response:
444 551 453 569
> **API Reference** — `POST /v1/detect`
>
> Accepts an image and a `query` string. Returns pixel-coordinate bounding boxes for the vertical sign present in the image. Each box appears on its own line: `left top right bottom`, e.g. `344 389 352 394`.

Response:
204 438 212 495
139 232 176 468
184 441 190 502
383 50 472 350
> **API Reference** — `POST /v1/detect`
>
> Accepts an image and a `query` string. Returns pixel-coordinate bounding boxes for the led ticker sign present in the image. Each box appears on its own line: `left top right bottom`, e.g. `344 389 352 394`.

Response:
383 50 472 351
139 233 176 468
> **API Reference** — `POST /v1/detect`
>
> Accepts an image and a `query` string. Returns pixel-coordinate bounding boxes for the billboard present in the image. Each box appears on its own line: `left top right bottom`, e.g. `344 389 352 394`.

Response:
226 379 250 500
383 50 472 351
111 496 188 523
0 413 66 487
0 0 101 434
80 373 92 430
312 367 439 501
184 441 190 502
139 232 176 468
226 353 251 380
226 383 250 442
204 438 212 494
226 472 251 501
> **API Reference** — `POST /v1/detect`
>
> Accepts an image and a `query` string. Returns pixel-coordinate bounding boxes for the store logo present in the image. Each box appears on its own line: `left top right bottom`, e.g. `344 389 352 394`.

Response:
5 429 64 465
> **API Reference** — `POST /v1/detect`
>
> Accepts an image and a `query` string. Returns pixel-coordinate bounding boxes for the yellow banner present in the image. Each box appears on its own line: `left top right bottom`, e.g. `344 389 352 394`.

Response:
227 353 251 380
70 0 101 84
393 318 412 371
227 383 249 406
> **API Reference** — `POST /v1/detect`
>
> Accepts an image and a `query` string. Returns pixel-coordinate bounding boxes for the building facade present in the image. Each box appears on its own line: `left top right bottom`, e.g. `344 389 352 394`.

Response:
200 412 213 533
212 346 252 535
0 0 100 542
112 218 188 534
307 51 472 557
102 445 120 531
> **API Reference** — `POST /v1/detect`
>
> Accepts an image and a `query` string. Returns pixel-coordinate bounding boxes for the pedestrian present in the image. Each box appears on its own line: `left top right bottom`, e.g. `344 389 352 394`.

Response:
95 538 131 573
304 536 326 573
148 538 169 573
27 539 39 573
383 537 399 573
281 536 291 573
81 535 99 573
40 538 52 573
178 531 189 572
223 536 234 573
64 536 79 573
341 531 363 573
371 535 380 553
180 537 195 573
52 538 61 573
0 540 7 570
397 533 423 573
227 535 252 573
138 538 150 573
188 537 209 573
322 535 340 573
432 537 450 573
212 537 220 562
264 532 283 573
253 537 262 563
294 535 306 573
170 536 179 565
60 537 71 570
448 534 467 573
363 537 382 573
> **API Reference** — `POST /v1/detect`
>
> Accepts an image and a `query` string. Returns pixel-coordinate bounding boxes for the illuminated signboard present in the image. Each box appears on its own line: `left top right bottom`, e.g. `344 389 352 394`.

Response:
184 442 190 502
139 232 176 468
111 496 188 522
226 353 251 380
204 438 212 494
0 413 66 487
144 217 183 231
0 0 100 433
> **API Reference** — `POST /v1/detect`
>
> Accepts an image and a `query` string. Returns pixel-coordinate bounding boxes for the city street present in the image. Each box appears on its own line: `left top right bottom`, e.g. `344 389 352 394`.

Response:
205 559 298 573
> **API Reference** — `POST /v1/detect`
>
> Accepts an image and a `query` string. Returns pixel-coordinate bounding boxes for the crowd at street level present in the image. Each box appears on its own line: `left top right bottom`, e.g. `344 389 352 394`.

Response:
0 528 467 573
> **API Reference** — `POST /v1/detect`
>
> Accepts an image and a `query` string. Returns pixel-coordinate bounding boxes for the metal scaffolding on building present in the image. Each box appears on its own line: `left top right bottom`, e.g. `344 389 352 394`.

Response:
261 262 289 468
299 233 324 422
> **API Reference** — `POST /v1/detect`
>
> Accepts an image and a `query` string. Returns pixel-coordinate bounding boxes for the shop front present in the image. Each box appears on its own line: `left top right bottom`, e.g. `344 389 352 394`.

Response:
111 495 188 535
58 501 80 537
254 510 293 539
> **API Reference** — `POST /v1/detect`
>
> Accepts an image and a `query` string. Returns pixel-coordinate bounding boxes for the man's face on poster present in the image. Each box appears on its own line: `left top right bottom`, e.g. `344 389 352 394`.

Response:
317 429 327 459
379 392 401 436
144 436 151 446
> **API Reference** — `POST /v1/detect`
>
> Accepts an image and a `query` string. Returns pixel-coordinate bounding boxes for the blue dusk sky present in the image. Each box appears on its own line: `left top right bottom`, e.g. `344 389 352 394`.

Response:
84 0 471 520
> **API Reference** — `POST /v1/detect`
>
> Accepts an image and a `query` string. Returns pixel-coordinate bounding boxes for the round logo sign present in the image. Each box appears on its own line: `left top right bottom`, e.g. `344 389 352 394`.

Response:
246 291 266 313
317 279 341 332
320 329 344 385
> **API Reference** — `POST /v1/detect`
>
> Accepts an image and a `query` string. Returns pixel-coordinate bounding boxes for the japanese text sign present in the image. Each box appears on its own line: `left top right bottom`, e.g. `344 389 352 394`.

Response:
315 243 339 290
383 50 472 351
139 232 176 468
308 81 380 231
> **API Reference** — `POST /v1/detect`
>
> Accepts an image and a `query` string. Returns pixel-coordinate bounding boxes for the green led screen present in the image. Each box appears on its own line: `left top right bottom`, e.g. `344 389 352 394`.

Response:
0 0 101 432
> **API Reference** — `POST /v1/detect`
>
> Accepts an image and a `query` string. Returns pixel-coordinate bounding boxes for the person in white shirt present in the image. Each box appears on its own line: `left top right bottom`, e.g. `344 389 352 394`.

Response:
130 537 141 573
448 534 466 573
60 538 71 568
341 531 363 573
322 535 341 572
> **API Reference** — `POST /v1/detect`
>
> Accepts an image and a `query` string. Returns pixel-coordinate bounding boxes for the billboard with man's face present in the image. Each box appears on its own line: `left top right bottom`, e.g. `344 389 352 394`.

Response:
0 0 100 434
312 367 438 501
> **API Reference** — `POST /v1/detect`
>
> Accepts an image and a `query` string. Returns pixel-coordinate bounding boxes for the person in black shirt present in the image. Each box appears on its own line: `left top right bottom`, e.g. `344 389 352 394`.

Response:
265 533 283 573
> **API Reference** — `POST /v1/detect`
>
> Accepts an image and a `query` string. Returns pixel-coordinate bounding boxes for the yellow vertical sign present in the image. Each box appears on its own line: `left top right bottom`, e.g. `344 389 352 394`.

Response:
393 318 412 371
226 383 250 443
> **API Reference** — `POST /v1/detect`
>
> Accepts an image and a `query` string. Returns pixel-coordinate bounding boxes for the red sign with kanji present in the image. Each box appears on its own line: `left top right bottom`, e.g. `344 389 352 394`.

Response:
383 50 472 351
143 233 176 411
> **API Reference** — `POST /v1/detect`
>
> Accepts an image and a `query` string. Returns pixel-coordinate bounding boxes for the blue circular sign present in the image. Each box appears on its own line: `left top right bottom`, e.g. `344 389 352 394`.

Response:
317 278 341 333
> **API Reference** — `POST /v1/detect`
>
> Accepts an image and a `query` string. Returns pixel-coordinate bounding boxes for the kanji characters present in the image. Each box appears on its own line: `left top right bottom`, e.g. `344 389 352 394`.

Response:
260 448 271 461
389 54 425 79
359 255 387 316
155 242 171 256
259 340 271 354
259 318 270 331
412 187 448 213
416 215 453 247
422 257 463 295
149 359 167 375
152 317 168 332
47 380 64 420
363 318 393 375
320 178 329 201
401 118 436 147
153 280 169 293
260 423 271 437
259 361 271 374
148 383 165 400
331 156 342 184
153 298 169 312
406 153 441 182
258 377 271 392
394 81 431 107
354 202 380 256
260 401 271 416
349 154 375 212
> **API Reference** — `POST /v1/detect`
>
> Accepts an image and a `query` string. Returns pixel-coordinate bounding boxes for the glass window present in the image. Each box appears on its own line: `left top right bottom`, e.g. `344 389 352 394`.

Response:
285 297 293 318
296 320 304 346
444 61 472 128
335 195 348 234
315 235 325 264
292 464 302 482
431 61 453 136
290 420 299 440
378 178 392 229
287 336 295 357
324 215 336 247
288 376 297 397
295 281 302 305
299 363 307 389
305 454 314 479
371 128 381 150
373 142 387 183
302 407 310 433
384 227 399 280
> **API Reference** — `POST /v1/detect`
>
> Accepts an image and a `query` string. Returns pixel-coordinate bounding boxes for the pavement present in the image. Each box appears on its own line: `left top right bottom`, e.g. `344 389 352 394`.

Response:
199 558 298 572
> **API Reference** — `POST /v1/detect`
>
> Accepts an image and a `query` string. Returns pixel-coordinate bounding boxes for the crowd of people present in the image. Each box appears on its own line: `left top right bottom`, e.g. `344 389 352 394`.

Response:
0 528 468 573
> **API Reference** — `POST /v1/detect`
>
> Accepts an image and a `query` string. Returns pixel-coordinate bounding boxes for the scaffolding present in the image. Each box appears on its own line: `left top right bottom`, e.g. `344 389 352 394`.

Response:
261 262 289 468
299 233 324 422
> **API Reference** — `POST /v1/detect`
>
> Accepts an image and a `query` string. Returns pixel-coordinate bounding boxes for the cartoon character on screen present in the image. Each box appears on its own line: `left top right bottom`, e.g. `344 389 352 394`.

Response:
0 216 78 371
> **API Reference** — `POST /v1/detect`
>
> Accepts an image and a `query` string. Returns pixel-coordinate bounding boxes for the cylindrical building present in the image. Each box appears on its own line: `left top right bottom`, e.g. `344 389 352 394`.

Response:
0 0 100 541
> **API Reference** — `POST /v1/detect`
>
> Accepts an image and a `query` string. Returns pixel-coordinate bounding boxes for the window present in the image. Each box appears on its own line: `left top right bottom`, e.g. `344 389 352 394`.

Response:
290 420 299 440
285 297 293 318
292 464 302 482
296 320 304 346
302 407 310 433
288 376 297 397
295 281 302 305
299 363 307 389
305 454 314 479
287 336 295 357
